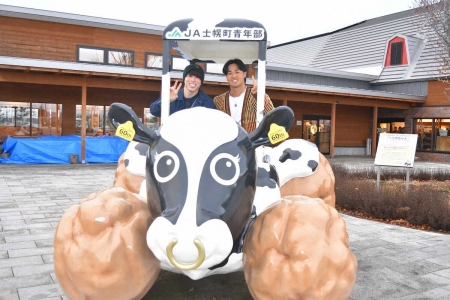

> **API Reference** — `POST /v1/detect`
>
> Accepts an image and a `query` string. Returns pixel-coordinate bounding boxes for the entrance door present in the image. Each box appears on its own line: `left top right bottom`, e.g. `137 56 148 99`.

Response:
303 116 331 154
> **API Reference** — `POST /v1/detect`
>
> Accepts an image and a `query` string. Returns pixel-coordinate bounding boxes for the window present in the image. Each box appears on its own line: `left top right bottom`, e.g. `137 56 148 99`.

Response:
172 57 190 71
108 50 133 66
146 52 163 68
75 105 116 136
0 102 62 140
79 48 104 63
415 118 450 152
377 118 405 133
390 42 403 65
144 108 160 130
77 46 134 66
206 63 225 74
145 53 190 71
384 37 408 66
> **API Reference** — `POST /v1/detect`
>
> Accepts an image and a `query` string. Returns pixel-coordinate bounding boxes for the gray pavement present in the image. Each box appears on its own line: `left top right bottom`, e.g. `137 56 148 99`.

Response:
0 157 449 299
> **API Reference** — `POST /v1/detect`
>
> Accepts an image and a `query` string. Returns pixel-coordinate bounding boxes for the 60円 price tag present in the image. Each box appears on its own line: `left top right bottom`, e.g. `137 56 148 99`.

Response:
116 121 135 141
268 123 289 144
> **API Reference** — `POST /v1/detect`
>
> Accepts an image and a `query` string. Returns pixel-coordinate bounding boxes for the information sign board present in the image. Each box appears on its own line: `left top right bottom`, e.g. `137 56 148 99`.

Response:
374 134 418 167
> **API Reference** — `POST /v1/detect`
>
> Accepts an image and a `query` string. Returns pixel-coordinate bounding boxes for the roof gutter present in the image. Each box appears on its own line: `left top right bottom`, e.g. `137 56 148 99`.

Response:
0 4 164 35
263 62 379 81
265 80 426 101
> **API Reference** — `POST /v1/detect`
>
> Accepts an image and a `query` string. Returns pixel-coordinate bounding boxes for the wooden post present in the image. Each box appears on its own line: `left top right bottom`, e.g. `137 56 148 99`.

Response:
81 76 87 164
330 102 336 158
372 106 378 157
377 166 381 193
56 104 60 135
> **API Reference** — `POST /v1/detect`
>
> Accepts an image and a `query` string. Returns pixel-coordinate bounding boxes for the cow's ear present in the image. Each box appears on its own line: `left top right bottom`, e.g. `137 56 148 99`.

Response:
249 106 294 147
108 103 157 145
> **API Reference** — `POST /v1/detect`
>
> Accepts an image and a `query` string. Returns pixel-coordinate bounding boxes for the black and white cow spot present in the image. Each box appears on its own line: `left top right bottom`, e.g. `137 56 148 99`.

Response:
277 146 319 173
262 139 320 186
307 159 319 172
254 148 281 215
256 167 278 189
279 148 302 163
124 141 148 177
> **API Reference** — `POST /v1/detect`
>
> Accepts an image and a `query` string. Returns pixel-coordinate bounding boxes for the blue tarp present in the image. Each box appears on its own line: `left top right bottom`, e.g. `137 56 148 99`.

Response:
0 135 129 164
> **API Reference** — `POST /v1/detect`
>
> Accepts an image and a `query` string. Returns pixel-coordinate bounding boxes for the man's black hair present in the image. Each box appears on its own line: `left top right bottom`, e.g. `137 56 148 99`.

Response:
222 59 247 75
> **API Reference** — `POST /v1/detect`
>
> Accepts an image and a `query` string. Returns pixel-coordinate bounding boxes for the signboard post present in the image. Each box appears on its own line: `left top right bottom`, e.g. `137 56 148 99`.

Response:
374 134 418 193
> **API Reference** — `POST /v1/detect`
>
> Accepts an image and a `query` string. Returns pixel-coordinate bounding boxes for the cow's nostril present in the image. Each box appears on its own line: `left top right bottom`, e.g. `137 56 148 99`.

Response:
166 238 205 270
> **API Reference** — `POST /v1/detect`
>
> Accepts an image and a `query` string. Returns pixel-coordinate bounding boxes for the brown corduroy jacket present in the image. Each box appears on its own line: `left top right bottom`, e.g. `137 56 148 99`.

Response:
213 88 274 133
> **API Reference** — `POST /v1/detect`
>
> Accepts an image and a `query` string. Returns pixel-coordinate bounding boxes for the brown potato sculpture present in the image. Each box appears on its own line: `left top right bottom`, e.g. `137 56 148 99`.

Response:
54 187 160 300
243 195 357 300
113 153 145 194
280 153 336 207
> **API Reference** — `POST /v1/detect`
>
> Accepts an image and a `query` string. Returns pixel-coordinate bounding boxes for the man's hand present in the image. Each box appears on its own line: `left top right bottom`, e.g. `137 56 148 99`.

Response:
251 75 258 95
169 80 182 103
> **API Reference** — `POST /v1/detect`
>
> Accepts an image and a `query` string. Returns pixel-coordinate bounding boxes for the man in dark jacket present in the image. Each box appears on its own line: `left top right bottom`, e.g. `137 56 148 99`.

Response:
150 64 215 117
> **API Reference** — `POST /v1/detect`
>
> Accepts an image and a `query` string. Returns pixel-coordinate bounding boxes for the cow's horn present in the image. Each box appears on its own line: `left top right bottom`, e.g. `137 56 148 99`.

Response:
166 238 205 270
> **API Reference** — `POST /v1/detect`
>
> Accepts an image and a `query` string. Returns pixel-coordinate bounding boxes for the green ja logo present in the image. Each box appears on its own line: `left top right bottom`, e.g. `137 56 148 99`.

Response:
167 28 182 38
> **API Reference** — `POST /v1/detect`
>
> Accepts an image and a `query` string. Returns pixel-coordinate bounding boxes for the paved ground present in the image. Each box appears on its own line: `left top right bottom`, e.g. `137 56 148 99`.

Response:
0 157 449 299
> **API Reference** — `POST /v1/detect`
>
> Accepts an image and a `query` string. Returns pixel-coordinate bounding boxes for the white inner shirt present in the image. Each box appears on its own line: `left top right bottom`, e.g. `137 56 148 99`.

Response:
229 89 246 125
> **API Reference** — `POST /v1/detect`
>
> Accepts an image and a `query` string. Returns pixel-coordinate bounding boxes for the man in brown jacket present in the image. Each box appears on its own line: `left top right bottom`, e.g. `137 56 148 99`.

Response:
214 59 274 133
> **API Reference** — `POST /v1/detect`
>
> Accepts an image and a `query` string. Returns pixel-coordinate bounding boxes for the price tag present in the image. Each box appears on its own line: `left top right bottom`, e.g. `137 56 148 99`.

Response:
268 123 289 144
116 121 135 141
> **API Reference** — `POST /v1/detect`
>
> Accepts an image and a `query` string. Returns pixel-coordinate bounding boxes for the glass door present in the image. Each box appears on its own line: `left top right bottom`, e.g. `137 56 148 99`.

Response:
303 117 331 154
303 120 318 144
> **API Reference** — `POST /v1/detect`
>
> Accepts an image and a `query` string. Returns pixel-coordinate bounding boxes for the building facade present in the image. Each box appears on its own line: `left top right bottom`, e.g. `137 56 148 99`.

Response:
267 7 450 162
0 5 449 162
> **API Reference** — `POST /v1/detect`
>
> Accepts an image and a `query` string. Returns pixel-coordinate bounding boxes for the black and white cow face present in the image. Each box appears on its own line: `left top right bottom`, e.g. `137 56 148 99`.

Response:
144 109 257 279
108 103 294 280
145 108 256 239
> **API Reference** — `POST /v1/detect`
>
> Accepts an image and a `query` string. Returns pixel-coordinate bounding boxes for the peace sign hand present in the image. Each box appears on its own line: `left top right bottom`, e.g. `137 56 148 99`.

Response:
169 80 182 103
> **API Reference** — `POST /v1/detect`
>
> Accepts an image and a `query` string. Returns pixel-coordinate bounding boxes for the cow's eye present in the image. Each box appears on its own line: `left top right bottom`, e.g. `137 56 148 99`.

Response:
210 153 240 186
154 151 180 183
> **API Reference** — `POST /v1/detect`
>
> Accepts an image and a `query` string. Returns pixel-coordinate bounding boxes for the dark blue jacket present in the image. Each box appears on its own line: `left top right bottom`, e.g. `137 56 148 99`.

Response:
150 88 215 117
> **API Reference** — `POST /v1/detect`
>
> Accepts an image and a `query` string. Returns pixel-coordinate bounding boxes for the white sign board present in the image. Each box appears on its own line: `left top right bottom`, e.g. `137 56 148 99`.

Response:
165 26 265 40
374 134 418 167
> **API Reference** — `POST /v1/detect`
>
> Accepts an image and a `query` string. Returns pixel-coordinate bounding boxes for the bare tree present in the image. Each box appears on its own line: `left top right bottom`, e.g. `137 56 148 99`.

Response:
110 51 133 66
414 0 450 97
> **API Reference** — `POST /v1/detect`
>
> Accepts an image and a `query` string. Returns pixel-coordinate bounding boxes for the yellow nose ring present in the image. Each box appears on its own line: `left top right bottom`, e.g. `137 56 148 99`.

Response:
166 238 206 270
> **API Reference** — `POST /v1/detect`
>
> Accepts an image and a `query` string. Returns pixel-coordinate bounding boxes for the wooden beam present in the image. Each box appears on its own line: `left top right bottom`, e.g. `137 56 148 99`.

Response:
87 77 161 91
81 77 87 164
0 70 161 91
268 90 419 109
330 102 336 158
372 106 378 157
0 70 83 86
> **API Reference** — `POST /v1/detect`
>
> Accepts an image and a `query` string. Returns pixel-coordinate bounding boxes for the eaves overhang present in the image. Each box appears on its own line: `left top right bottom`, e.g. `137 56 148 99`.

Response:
0 4 164 35
0 56 164 79
370 76 446 85
264 80 426 102
0 56 426 102
265 62 379 81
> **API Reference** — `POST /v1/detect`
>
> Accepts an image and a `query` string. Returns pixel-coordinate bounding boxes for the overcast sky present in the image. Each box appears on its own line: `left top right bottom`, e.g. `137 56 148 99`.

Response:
0 0 415 45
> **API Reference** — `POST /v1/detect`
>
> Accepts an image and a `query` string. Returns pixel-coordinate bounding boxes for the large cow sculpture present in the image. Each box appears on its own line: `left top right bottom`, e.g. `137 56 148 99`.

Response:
54 104 357 299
